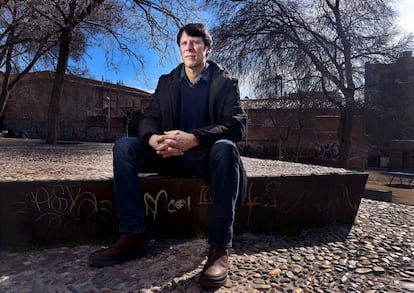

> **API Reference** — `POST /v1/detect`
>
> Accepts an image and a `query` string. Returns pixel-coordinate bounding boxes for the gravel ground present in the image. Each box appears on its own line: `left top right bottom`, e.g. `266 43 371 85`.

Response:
1 138 413 292
0 138 350 182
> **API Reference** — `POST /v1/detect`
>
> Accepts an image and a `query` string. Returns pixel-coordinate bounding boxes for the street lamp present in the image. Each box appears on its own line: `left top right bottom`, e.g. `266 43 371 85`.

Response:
106 96 111 138
244 96 249 155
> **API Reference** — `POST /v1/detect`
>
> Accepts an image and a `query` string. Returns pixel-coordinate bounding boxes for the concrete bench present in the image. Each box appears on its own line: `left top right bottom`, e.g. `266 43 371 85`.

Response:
383 171 414 186
363 188 392 202
0 166 368 249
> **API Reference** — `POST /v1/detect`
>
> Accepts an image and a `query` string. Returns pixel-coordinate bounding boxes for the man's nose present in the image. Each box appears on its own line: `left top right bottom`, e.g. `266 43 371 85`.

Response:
185 42 195 50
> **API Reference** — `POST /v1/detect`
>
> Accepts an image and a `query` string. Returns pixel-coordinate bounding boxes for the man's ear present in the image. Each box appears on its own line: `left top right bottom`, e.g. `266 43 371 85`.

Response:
206 46 212 56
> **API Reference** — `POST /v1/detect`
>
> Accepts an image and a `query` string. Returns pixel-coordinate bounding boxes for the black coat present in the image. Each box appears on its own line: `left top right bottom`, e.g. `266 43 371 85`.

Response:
138 60 248 202
138 60 246 147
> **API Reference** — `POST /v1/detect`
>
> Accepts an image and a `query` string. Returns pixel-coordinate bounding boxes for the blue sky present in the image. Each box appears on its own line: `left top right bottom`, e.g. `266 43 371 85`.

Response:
83 45 175 92
83 0 414 97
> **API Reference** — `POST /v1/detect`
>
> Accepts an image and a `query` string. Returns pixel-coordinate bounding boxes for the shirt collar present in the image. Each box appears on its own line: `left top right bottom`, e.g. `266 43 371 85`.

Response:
180 62 210 85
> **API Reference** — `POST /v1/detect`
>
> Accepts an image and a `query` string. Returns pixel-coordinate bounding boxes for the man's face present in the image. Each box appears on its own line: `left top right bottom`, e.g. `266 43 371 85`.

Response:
179 31 210 71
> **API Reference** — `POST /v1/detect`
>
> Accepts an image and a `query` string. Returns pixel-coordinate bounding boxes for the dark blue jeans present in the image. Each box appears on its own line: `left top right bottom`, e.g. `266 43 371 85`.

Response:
112 137 241 248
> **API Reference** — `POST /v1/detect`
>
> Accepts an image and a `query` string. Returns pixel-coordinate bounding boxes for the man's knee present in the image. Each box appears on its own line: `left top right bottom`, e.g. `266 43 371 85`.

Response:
113 137 140 157
211 139 239 161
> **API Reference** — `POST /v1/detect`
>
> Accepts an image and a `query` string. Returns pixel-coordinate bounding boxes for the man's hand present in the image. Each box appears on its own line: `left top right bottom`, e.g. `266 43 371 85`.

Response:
148 130 199 158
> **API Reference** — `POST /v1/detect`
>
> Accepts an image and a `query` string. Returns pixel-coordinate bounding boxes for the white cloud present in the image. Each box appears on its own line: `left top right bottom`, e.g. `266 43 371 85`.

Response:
396 0 414 34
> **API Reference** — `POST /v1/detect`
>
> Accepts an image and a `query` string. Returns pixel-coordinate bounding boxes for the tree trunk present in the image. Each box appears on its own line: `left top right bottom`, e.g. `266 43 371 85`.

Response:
338 105 354 168
294 104 304 162
0 42 13 118
0 81 10 118
45 29 72 144
294 124 303 163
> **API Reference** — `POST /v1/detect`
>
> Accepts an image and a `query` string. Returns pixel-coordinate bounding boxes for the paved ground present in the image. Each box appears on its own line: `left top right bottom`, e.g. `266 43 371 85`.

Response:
365 171 414 206
1 199 413 292
1 138 413 292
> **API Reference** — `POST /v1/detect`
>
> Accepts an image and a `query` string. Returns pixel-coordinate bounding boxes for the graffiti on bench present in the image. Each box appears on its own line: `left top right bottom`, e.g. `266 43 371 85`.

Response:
2 173 367 247
143 184 213 220
142 177 359 228
198 185 212 205
240 178 359 227
11 184 113 231
144 189 192 219
7 175 363 238
243 180 288 226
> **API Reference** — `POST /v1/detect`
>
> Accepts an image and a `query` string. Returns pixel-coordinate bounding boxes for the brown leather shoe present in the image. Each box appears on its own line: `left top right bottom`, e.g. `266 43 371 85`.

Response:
199 246 229 287
89 233 147 268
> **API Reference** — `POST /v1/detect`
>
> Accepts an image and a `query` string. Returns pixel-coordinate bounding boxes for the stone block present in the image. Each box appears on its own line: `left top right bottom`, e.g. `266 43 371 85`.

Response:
363 189 392 202
0 172 368 249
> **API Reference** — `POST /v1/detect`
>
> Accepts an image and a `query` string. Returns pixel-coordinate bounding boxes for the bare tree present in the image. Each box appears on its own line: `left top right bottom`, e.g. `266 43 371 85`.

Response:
27 0 107 144
25 0 199 144
206 0 412 167
0 0 57 118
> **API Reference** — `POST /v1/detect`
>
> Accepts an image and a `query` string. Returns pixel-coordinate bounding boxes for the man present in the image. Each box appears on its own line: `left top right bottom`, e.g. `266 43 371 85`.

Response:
89 23 246 288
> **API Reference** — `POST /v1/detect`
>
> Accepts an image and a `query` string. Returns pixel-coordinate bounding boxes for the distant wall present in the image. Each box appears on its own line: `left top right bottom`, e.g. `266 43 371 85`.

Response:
240 108 367 169
2 72 152 142
389 140 414 171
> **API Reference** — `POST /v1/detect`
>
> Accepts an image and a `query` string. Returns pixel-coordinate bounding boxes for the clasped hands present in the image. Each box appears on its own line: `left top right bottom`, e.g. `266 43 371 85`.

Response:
148 130 199 158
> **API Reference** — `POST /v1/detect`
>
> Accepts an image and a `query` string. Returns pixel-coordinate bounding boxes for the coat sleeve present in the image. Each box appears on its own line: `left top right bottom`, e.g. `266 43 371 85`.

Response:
138 78 164 144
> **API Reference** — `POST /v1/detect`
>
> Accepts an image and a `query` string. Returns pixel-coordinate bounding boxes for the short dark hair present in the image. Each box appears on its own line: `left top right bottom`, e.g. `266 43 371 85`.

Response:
177 23 213 48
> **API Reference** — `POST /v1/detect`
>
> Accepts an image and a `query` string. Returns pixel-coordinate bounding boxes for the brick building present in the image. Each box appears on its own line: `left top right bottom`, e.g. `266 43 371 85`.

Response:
1 72 368 168
365 51 414 170
1 72 152 141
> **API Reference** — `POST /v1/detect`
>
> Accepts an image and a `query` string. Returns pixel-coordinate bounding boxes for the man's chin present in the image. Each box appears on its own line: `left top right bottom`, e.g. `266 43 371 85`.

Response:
184 62 205 70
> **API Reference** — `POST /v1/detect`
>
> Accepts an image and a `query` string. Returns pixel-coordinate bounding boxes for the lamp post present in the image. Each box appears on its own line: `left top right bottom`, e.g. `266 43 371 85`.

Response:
244 96 249 155
275 75 283 160
106 96 111 139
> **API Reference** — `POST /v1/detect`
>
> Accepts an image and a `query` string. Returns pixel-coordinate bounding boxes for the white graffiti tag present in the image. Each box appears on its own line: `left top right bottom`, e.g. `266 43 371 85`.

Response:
144 190 168 220
144 189 191 219
12 185 113 231
167 197 191 213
